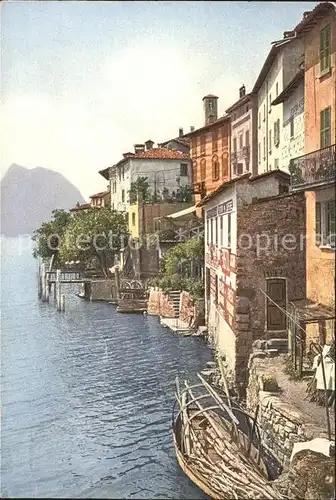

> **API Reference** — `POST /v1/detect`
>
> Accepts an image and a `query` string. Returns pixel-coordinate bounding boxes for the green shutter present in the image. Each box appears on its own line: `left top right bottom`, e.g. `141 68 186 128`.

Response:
316 202 321 246
327 200 335 248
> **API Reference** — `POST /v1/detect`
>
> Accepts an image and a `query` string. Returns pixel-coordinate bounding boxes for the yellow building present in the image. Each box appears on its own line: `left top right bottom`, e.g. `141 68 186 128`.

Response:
129 203 140 239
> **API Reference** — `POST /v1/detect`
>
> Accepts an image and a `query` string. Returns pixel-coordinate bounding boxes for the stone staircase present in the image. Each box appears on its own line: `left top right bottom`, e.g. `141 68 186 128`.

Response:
168 290 181 318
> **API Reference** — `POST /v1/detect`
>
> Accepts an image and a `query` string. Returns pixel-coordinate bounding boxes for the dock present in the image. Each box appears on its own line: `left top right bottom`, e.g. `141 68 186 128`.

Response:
160 317 195 336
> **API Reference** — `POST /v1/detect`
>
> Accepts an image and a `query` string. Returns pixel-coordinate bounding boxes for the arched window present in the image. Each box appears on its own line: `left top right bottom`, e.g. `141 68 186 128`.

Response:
192 160 198 183
212 155 219 181
200 159 206 181
222 153 229 179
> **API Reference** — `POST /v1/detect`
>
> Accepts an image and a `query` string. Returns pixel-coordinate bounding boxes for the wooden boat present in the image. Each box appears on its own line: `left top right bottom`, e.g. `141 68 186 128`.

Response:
172 373 285 499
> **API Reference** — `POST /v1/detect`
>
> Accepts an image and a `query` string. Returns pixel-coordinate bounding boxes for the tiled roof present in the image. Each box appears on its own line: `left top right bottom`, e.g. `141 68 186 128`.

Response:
129 147 189 160
271 69 304 106
225 93 251 114
295 2 335 36
182 115 230 138
90 190 110 199
197 174 251 207
70 203 91 212
202 94 218 100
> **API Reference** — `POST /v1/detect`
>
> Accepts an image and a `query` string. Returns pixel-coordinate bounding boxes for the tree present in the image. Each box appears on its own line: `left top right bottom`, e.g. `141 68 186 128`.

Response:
32 209 71 261
174 185 193 203
129 176 151 204
59 207 128 277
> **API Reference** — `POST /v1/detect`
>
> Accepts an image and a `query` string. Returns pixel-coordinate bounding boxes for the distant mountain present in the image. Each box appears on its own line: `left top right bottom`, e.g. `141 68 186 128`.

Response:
0 164 86 236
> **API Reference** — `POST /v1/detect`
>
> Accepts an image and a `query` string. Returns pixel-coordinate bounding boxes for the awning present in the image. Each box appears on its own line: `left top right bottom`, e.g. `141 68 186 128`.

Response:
166 205 196 219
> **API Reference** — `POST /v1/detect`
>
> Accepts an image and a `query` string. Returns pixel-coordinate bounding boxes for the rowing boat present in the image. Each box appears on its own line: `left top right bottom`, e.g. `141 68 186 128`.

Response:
172 374 285 499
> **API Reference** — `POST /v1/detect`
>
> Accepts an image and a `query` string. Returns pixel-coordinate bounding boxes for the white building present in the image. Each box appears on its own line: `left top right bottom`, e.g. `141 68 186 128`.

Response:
225 85 253 179
252 32 304 175
99 141 192 213
271 69 305 171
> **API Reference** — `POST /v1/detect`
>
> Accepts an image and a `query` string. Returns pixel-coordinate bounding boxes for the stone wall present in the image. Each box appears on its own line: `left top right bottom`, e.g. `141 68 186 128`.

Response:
147 289 175 317
246 353 331 470
179 291 205 327
235 192 306 378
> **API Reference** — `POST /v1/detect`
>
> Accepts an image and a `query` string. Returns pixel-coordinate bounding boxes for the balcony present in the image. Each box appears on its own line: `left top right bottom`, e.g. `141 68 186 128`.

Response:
289 144 336 191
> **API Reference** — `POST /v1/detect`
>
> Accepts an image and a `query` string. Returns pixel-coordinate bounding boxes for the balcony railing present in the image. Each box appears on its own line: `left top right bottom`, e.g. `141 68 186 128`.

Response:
289 144 336 191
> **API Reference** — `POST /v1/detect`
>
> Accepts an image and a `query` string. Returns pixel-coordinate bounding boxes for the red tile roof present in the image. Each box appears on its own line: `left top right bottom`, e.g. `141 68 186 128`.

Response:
70 203 91 212
90 190 110 199
295 2 335 36
127 147 189 160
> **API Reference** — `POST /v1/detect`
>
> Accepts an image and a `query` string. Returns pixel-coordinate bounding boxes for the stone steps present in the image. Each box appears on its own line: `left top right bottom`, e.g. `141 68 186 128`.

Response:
168 290 181 318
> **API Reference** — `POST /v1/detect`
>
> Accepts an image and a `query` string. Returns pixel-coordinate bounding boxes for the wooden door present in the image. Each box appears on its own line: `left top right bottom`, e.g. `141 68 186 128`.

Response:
266 279 287 331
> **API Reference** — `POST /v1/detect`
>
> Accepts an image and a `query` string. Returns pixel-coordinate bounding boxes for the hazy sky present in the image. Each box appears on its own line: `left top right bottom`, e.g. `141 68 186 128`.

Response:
1 1 317 200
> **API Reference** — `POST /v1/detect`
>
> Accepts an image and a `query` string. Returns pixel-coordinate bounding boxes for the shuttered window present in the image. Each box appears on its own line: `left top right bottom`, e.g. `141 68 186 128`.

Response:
222 154 228 179
316 200 336 247
200 159 206 181
320 24 331 74
320 107 331 148
228 213 231 249
326 200 335 248
316 202 321 246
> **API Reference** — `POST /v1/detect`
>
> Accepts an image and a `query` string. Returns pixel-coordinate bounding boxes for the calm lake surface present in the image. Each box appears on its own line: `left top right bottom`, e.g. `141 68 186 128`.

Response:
1 237 211 499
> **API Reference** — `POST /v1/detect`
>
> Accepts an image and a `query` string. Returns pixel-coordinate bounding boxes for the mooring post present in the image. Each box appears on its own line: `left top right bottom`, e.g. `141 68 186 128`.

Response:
61 294 65 312
115 266 120 301
45 272 49 303
56 269 61 311
41 263 46 301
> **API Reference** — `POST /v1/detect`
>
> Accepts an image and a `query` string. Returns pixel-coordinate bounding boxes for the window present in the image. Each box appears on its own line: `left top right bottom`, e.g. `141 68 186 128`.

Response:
212 129 218 152
258 112 261 128
320 107 331 148
192 161 197 183
200 134 206 155
132 212 136 226
245 130 249 147
180 163 188 176
214 217 218 246
222 154 228 178
237 163 243 175
222 125 228 146
122 189 125 202
274 158 279 170
191 138 197 157
274 119 280 146
266 278 287 331
207 219 210 244
269 93 272 111
220 216 223 247
263 104 266 121
233 137 237 152
289 115 295 139
316 200 335 248
200 159 206 181
275 82 279 97
210 218 213 243
263 137 266 159
269 129 272 153
212 156 219 181
258 142 261 163
239 133 243 150
227 213 231 249
320 24 331 75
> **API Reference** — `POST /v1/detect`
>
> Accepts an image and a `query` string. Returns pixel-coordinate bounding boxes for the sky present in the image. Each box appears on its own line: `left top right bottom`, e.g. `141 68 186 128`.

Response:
1 0 318 200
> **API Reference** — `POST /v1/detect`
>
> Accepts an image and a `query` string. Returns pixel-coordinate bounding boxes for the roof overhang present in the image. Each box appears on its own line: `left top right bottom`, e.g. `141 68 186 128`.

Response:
295 2 336 37
99 167 110 180
166 205 196 219
272 69 304 106
225 94 251 114
182 116 230 139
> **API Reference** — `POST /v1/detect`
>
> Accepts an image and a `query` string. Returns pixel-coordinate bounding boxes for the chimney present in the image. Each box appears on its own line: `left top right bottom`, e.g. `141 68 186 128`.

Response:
202 94 218 126
134 144 145 154
178 127 184 137
145 140 154 151
283 30 295 38
190 126 195 132
239 85 246 99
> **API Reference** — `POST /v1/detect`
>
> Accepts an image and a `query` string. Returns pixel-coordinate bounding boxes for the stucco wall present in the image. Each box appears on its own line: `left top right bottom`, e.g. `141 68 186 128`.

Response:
304 9 336 154
281 80 305 172
305 188 335 308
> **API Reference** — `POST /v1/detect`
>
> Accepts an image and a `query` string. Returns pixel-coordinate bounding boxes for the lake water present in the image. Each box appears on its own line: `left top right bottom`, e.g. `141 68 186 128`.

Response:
1 237 211 498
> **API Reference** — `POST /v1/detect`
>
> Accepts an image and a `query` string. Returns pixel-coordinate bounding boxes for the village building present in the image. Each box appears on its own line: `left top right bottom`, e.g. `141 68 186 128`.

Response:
288 1 336 346
182 95 230 211
198 170 306 390
252 27 304 175
225 85 254 179
98 142 191 214
89 187 111 208
158 128 190 155
69 202 92 214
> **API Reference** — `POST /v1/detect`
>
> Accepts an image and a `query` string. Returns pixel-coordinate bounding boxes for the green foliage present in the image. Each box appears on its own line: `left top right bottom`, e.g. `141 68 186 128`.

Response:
150 236 204 298
129 177 151 204
59 207 128 276
283 356 304 381
32 209 71 261
175 185 193 203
